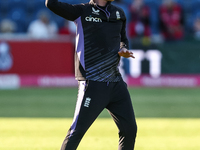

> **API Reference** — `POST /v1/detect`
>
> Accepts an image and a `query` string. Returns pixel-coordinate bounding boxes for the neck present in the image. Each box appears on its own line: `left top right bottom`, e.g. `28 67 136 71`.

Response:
94 0 107 6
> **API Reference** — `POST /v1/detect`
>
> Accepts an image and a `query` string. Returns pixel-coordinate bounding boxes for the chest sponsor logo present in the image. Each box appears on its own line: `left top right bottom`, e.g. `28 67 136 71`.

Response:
92 7 100 15
85 15 102 22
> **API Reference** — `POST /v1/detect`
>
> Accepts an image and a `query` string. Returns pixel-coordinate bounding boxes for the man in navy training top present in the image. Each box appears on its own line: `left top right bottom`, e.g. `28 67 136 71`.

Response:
46 0 137 149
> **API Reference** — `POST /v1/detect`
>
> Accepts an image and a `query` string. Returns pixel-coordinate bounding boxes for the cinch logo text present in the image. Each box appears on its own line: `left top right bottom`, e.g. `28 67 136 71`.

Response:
85 16 102 22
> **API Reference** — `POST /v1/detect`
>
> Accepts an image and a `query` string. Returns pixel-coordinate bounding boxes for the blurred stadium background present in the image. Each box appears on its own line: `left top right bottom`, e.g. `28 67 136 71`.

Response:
0 0 200 150
0 0 199 34
0 0 200 88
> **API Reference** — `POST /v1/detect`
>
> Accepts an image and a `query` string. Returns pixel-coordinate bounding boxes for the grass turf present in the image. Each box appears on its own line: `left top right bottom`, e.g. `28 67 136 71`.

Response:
0 87 200 118
0 118 200 150
0 87 200 150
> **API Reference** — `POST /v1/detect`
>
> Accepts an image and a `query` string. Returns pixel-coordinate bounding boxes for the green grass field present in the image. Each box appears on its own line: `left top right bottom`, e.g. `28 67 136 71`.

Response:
0 118 200 150
1 87 200 118
0 87 200 150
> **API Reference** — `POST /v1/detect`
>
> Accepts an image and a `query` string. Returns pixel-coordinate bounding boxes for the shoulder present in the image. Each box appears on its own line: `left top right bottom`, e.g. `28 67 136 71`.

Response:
110 4 125 14
110 4 126 19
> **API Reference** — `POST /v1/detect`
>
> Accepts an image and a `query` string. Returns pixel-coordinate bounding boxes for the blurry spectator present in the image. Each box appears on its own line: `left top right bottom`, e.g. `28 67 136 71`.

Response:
128 0 151 39
59 20 71 35
159 0 184 41
193 16 200 40
59 20 76 36
68 21 76 35
0 42 13 71
0 19 16 34
27 10 58 39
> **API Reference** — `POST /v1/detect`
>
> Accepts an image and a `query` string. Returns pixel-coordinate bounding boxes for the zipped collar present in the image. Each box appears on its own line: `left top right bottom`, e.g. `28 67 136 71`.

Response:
89 0 111 18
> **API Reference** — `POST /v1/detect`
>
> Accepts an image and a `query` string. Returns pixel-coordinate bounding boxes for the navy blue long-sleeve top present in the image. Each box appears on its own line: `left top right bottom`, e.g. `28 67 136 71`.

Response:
46 0 129 82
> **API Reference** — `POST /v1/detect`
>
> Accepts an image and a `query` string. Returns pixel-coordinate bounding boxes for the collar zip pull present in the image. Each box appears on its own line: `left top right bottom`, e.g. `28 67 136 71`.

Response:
96 4 110 22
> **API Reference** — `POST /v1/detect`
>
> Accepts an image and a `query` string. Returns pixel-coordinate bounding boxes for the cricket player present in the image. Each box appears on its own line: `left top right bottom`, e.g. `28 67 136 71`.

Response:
45 0 137 149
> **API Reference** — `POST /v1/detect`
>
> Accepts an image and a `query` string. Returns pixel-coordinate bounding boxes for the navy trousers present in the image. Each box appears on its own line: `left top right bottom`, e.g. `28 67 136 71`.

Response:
61 80 137 150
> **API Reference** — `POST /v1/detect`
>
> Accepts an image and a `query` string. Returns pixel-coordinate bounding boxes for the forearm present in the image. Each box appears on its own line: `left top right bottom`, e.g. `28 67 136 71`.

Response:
120 17 129 50
121 27 129 49
45 0 82 21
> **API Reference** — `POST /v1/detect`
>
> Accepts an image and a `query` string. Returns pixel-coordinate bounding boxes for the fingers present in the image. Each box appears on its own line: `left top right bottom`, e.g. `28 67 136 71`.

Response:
118 48 135 58
128 51 135 58
128 52 135 58
130 54 135 58
118 50 135 58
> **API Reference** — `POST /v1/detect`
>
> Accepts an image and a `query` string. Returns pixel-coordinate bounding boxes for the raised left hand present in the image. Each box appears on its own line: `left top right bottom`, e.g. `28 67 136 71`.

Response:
118 48 135 58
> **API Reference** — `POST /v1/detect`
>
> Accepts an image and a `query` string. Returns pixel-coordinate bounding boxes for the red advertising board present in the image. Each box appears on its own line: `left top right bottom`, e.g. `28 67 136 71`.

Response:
0 40 74 75
1 39 200 88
